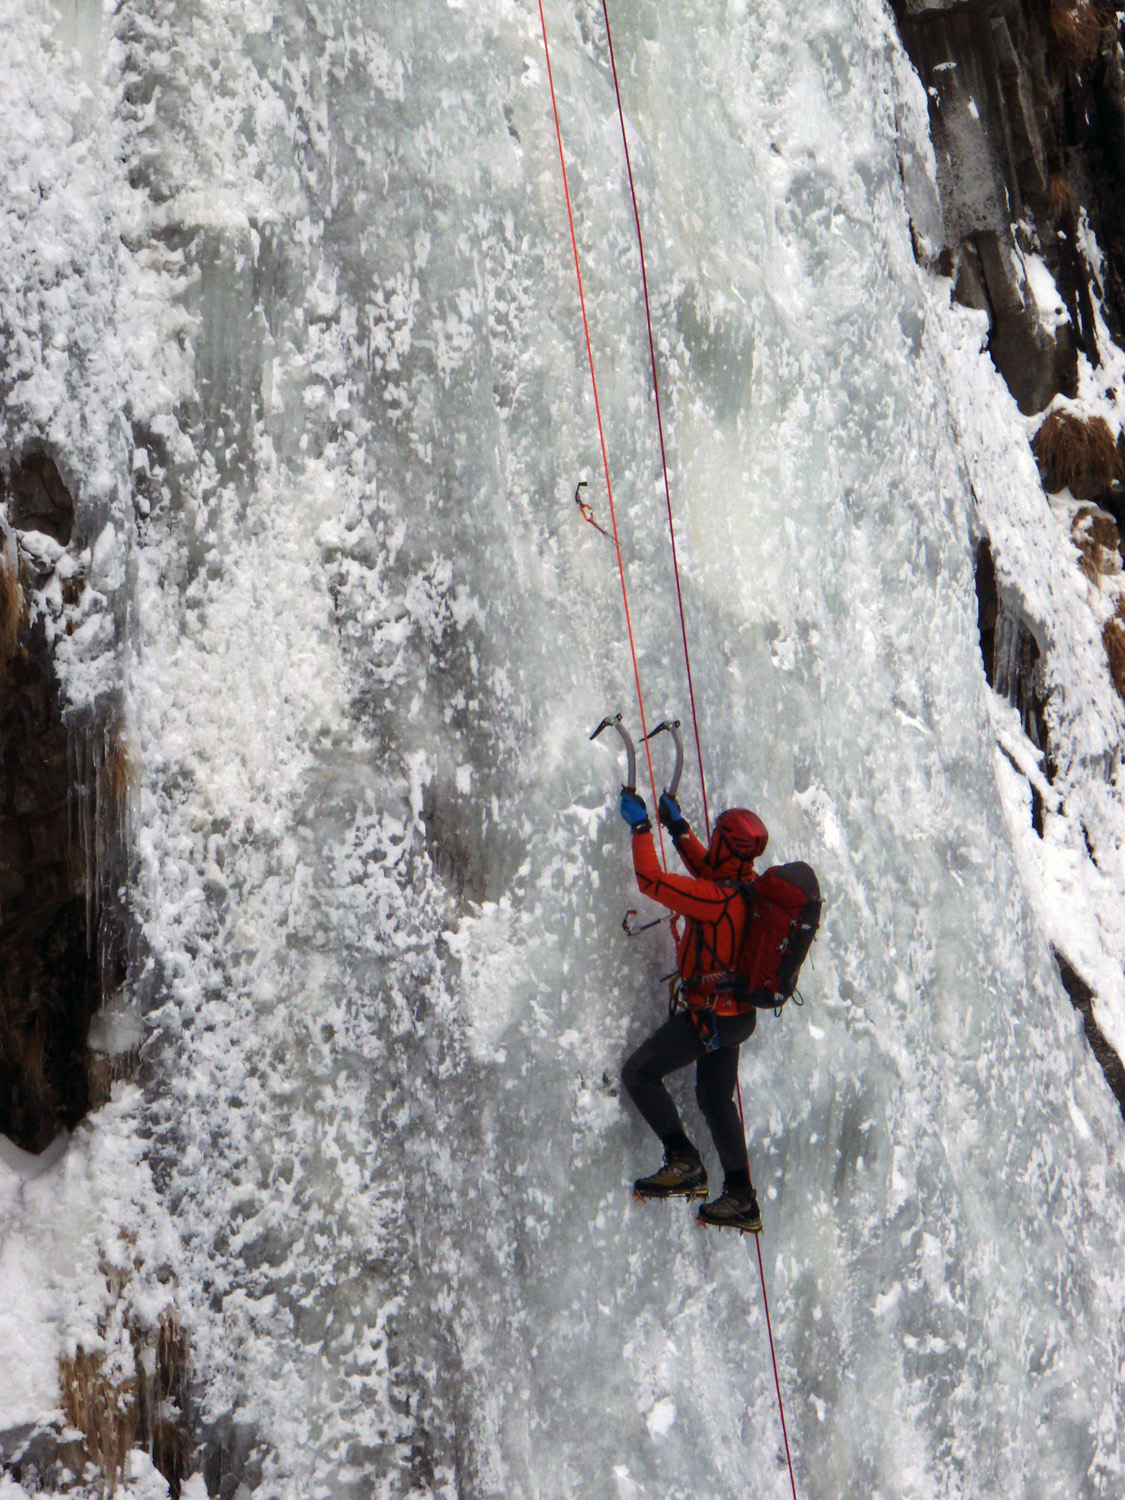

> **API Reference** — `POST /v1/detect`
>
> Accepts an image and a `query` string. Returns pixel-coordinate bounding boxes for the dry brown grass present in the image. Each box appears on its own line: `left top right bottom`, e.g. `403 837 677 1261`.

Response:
1072 507 1122 587
1080 508 1121 552
1106 604 1125 700
1048 172 1076 222
1047 0 1111 70
148 1311 190 1495
1078 548 1102 587
87 1046 139 1110
60 1343 139 1494
1033 410 1122 496
98 735 138 817
0 551 24 673
59 1283 190 1496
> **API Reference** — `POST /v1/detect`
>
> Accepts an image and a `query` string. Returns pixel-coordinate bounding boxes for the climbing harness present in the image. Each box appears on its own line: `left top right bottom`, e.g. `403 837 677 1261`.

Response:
538 5 798 1491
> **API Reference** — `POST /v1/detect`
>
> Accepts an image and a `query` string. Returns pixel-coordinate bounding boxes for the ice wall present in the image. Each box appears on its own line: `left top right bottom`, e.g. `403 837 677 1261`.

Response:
2 0 1125 1496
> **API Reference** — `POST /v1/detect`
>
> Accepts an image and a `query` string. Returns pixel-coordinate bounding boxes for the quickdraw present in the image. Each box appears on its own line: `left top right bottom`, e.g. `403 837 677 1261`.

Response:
574 480 612 539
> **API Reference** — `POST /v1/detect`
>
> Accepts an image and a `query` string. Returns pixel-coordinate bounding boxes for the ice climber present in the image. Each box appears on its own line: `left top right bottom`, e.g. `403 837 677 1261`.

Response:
618 789 769 1233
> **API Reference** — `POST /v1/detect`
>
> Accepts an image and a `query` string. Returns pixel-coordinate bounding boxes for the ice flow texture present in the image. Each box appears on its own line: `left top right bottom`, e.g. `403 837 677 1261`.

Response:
14 0 1125 1493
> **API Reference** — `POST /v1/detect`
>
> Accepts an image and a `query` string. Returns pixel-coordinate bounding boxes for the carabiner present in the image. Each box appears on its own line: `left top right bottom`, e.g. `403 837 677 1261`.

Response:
622 909 661 938
574 480 611 539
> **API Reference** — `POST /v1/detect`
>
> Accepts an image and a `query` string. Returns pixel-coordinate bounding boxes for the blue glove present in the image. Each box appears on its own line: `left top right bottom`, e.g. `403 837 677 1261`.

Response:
658 790 682 827
658 791 690 837
620 789 651 831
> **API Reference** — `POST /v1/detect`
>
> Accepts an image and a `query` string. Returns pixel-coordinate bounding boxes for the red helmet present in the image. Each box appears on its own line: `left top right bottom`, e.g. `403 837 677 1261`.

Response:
711 808 768 862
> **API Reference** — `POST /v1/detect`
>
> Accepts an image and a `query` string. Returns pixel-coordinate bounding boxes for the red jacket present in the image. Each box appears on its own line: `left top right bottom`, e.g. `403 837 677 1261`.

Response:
631 826 756 1013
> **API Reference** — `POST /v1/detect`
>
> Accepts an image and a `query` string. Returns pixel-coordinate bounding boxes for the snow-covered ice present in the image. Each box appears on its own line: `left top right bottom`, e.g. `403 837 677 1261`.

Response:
2 0 1125 1496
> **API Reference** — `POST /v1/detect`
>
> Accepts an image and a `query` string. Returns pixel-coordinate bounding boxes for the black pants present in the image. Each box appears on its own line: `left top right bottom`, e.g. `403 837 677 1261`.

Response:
621 1009 757 1176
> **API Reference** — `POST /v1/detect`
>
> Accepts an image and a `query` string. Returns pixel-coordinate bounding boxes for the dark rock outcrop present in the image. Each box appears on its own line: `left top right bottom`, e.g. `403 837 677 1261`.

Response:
1053 948 1125 1119
896 7 1125 1123
1 454 75 544
894 0 1125 409
974 536 1052 757
0 456 98 1153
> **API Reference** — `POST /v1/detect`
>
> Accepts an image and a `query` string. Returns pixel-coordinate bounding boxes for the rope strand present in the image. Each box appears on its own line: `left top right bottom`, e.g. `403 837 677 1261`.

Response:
737 1073 798 1497
536 0 666 861
754 1234 799 1500
540 10 798 1494
599 0 711 838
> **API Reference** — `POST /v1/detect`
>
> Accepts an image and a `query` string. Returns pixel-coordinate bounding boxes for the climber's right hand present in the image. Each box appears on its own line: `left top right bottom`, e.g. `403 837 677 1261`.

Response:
658 791 688 836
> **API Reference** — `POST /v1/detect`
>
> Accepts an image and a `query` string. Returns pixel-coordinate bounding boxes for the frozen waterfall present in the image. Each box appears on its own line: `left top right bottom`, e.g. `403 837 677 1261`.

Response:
2 0 1125 1496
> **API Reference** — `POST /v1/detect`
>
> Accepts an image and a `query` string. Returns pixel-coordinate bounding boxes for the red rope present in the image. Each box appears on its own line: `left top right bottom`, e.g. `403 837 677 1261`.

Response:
736 1073 797 1497
755 1232 799 1500
541 12 797 1491
599 0 711 838
537 0 666 862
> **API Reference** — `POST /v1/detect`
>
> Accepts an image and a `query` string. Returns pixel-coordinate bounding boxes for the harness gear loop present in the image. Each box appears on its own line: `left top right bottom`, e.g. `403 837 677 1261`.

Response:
666 974 684 1015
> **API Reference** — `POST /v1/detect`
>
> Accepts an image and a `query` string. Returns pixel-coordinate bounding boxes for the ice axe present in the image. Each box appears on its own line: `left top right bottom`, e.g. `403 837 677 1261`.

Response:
642 719 684 800
589 713 637 792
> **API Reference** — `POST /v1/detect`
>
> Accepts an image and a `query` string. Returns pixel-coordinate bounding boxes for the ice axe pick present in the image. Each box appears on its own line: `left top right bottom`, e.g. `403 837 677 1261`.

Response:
589 713 637 792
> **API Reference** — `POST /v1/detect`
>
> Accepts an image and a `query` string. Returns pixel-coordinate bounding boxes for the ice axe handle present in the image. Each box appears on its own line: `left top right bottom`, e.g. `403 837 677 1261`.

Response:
589 714 637 793
643 719 684 799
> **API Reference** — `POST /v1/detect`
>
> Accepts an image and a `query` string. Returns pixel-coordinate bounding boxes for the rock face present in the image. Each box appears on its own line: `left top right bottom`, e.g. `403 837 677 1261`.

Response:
1055 948 1125 1117
894 0 1125 415
0 456 97 1155
4 454 76 545
895 0 1125 630
975 535 1050 759
895 2 1125 1110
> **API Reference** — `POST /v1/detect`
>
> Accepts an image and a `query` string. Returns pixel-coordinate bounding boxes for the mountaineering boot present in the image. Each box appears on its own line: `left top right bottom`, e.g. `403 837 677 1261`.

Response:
698 1183 762 1233
633 1150 708 1201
